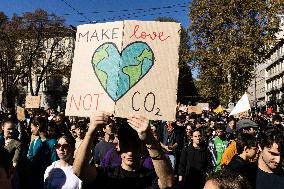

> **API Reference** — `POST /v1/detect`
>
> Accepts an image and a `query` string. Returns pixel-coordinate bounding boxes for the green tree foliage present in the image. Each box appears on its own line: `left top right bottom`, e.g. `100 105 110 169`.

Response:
0 9 75 108
156 17 198 104
189 0 284 105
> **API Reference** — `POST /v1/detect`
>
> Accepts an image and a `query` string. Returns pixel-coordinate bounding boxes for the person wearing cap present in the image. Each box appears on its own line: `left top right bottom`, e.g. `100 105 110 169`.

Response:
221 119 258 167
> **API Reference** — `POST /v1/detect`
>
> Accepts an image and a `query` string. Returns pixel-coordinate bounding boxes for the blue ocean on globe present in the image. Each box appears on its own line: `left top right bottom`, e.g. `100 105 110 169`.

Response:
92 42 154 101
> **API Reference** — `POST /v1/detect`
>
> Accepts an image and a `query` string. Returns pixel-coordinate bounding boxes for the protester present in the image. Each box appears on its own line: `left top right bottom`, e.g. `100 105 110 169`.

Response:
256 127 284 189
1 100 284 189
225 133 258 187
272 114 282 125
44 135 82 189
2 118 23 189
74 121 86 157
226 116 236 141
150 121 160 141
204 169 252 189
2 119 22 168
101 131 154 170
93 121 115 167
184 124 193 145
69 124 78 139
73 112 174 189
18 120 30 147
0 125 4 147
221 119 258 166
28 117 57 189
208 122 228 171
160 121 181 170
101 133 121 168
178 128 212 189
47 121 57 139
0 147 13 189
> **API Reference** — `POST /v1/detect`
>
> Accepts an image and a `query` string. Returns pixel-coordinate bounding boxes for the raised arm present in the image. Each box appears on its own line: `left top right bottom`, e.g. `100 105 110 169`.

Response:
73 112 111 183
127 116 174 189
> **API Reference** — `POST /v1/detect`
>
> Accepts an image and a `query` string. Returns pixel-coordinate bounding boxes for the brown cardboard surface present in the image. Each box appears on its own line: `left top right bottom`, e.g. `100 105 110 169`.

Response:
65 22 123 117
16 106 25 121
66 21 180 121
25 96 41 109
188 106 202 115
197 103 209 111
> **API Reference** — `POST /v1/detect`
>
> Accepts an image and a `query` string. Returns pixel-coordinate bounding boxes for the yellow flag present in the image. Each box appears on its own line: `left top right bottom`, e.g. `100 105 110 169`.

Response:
213 105 223 113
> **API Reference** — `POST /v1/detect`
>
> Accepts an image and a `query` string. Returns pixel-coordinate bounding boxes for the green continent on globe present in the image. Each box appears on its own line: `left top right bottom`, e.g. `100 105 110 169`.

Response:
123 64 142 87
92 44 109 88
122 48 153 87
136 48 153 62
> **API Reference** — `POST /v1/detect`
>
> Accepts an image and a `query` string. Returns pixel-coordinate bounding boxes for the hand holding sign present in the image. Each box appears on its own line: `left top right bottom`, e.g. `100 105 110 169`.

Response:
127 115 152 142
87 111 113 136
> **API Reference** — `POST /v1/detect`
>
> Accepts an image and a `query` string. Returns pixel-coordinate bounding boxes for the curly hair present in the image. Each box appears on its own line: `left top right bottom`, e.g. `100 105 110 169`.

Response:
236 133 258 154
206 169 252 189
258 127 284 151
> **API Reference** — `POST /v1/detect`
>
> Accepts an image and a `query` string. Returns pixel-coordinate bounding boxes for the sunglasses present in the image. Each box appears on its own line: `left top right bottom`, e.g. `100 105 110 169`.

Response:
56 143 70 150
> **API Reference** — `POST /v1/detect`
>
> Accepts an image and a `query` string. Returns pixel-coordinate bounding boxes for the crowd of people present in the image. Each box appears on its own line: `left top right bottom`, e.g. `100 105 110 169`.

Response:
0 107 284 189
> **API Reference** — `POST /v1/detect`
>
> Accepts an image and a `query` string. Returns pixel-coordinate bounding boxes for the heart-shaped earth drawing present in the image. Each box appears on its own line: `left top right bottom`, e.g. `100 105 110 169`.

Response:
92 42 154 101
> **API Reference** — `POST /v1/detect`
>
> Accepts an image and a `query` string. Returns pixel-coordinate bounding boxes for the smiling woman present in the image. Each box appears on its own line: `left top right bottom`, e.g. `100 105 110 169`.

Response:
44 135 82 189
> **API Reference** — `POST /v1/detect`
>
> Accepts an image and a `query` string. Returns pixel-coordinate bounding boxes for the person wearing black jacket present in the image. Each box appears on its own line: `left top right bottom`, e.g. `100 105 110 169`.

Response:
226 133 258 188
178 128 212 189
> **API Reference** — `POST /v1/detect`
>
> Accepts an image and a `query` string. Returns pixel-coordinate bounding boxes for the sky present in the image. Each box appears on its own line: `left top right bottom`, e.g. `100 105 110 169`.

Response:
0 0 197 77
0 0 190 27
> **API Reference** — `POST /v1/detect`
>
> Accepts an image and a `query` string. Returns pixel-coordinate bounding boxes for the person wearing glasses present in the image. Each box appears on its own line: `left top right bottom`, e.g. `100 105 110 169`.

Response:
44 135 82 189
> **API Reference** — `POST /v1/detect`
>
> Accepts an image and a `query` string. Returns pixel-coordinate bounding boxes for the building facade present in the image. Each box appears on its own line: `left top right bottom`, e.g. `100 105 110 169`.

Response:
264 15 284 112
0 36 75 111
247 63 266 112
265 39 284 112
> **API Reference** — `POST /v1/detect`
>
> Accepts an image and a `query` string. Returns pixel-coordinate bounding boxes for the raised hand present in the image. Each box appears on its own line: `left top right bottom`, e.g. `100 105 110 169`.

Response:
87 112 112 136
127 115 152 143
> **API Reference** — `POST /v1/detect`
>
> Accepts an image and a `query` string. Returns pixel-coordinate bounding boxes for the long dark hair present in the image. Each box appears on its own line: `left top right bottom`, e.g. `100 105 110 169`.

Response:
31 117 47 132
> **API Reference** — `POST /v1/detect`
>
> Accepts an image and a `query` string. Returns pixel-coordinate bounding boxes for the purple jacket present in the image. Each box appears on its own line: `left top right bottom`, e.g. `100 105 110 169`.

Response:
102 147 154 169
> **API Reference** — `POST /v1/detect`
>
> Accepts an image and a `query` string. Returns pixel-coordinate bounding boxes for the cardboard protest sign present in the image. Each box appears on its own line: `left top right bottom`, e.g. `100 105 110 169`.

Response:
16 106 25 121
188 106 202 114
65 21 180 120
197 103 209 111
25 96 41 109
